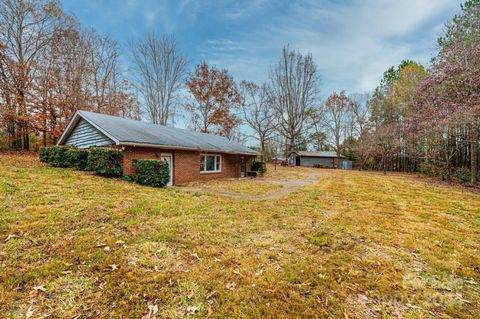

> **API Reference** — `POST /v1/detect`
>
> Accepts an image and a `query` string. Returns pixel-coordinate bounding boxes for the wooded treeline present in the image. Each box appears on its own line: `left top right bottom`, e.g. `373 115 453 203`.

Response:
0 0 139 149
245 0 480 184
353 1 480 183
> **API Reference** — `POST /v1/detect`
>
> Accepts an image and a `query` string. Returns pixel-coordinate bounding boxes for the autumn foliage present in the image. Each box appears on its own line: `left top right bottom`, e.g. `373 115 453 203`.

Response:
353 2 480 183
0 0 140 150
185 62 242 139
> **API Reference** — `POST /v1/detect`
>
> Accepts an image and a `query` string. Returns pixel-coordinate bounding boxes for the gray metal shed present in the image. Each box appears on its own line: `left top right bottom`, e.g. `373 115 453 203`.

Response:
289 151 343 168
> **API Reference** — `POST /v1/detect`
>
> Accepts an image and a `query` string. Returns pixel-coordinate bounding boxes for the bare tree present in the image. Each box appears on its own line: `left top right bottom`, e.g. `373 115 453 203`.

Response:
85 29 120 114
320 91 351 166
129 32 187 126
371 124 402 174
349 92 371 135
239 81 276 156
268 46 319 156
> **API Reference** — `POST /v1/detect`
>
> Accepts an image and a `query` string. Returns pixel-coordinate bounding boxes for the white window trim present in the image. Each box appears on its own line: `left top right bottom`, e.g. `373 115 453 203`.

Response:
200 154 222 173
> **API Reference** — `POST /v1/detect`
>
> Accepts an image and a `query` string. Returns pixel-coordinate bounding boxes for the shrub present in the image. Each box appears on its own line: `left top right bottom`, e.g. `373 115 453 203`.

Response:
251 160 266 175
453 167 470 184
49 146 71 167
122 174 137 182
419 161 434 175
440 169 449 181
39 147 52 163
133 159 170 187
87 147 123 177
67 148 90 170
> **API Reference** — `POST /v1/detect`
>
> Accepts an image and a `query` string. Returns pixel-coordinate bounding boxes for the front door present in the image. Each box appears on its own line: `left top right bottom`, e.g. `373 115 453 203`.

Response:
160 153 173 186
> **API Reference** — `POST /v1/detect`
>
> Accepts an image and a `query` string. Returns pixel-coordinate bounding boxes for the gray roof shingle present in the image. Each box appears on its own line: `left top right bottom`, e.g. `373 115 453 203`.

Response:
59 111 259 155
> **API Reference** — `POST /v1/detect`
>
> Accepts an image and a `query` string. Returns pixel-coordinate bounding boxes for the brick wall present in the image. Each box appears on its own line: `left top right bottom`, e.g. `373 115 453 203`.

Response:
174 150 200 185
122 146 256 185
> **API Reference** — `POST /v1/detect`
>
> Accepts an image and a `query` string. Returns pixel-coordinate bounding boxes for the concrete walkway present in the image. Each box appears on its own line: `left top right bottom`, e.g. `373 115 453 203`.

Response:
179 172 321 200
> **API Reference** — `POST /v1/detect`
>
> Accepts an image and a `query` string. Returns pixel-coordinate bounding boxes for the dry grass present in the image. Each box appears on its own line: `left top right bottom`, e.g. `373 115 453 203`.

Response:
1 153 479 318
263 163 312 180
186 178 283 196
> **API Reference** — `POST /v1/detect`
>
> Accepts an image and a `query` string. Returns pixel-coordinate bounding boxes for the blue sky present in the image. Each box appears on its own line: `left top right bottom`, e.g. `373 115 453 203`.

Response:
61 0 463 96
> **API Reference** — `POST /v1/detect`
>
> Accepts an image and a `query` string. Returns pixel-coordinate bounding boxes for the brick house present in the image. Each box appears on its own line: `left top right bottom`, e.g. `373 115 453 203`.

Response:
57 111 259 186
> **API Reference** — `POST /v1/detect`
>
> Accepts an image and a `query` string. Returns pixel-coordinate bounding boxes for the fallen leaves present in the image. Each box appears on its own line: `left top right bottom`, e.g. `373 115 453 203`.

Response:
232 269 243 277
4 234 17 242
128 256 139 266
95 243 111 252
29 285 46 298
33 285 46 292
206 290 217 300
255 268 264 277
108 264 119 271
190 253 202 262
141 301 158 319
226 281 236 291
208 304 214 318
186 305 199 316
25 305 34 319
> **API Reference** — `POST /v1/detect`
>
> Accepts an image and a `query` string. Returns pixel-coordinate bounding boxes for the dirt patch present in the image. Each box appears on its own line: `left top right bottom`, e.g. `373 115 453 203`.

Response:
179 171 321 200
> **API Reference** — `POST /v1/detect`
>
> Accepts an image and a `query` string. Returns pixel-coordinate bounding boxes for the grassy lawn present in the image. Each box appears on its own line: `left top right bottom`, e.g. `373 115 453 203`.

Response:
263 163 313 180
187 179 283 196
1 153 479 318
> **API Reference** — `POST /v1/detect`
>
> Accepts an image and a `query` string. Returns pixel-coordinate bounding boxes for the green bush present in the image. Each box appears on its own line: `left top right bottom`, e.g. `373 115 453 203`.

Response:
49 146 71 167
39 147 52 163
251 160 266 175
453 167 470 184
133 159 170 187
87 147 123 177
66 148 90 170
122 174 137 182
419 161 434 175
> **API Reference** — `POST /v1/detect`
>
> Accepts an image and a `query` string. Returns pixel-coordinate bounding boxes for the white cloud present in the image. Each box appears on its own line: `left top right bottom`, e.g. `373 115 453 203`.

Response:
64 0 463 95
200 0 462 94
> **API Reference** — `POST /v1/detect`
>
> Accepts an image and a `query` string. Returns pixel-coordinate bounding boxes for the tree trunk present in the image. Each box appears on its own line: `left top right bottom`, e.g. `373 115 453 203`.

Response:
260 136 266 159
13 124 22 149
359 156 366 171
285 137 294 158
7 121 16 149
471 129 479 184
42 130 47 147
23 126 30 150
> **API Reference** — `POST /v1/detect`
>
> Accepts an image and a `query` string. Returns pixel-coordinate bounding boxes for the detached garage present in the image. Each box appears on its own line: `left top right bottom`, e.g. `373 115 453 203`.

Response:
289 151 343 168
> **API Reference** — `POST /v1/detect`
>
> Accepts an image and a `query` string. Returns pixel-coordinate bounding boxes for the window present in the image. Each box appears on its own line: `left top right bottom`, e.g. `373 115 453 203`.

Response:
200 154 221 173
